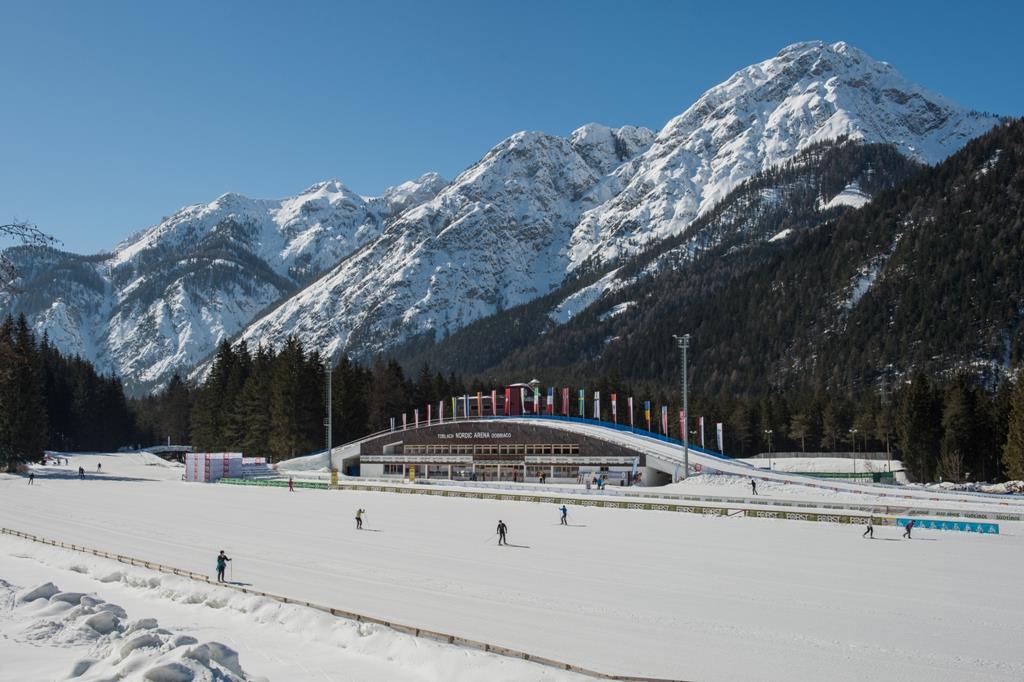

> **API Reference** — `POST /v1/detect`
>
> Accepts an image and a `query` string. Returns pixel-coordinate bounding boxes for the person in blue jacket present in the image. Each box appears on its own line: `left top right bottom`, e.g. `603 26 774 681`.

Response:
216 550 231 582
559 505 568 525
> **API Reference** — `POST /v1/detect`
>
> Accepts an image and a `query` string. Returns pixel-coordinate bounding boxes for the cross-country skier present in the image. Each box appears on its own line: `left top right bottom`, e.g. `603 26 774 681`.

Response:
496 520 508 545
288 477 294 492
750 479 758 495
559 505 568 525
97 462 102 472
862 520 873 539
28 472 34 485
78 466 85 479
355 509 365 530
903 519 915 539
216 551 231 582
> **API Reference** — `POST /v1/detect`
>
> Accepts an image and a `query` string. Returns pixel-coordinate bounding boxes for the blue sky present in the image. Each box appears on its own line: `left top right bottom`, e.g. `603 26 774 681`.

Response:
1 0 1020 254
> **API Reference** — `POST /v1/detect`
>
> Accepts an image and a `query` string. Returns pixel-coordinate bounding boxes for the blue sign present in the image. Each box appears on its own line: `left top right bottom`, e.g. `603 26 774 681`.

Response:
897 518 999 534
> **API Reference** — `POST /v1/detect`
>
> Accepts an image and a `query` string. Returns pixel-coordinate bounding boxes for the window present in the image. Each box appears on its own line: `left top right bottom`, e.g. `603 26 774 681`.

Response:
384 464 403 476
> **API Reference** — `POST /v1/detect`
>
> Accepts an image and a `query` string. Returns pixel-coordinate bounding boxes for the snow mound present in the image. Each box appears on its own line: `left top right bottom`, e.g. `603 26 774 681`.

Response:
276 450 330 472
0 580 252 682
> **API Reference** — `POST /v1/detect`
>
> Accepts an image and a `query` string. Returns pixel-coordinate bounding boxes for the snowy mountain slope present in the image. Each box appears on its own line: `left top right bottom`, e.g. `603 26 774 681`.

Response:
236 125 655 358
566 41 1001 269
1 174 447 391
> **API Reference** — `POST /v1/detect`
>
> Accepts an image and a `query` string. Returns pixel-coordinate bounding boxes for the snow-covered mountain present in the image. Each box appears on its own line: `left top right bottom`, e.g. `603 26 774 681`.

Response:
2 41 1002 390
566 41 1001 268
1 174 446 390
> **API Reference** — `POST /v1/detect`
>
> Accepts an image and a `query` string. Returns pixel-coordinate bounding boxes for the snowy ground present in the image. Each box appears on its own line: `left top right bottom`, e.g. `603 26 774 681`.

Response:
3 453 1024 681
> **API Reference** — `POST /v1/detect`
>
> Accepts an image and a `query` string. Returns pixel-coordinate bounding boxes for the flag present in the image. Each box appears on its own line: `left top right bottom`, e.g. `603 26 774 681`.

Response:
439 400 444 423
504 388 511 416
427 404 431 424
519 387 526 415
661 405 668 435
628 396 634 427
414 408 419 429
699 416 705 448
593 391 600 420
402 412 407 430
644 401 651 431
679 409 686 442
578 389 585 417
548 387 555 415
463 394 470 419
390 417 396 432
491 389 498 416
452 396 457 419
716 422 724 451
477 391 482 418
562 387 569 416
533 386 540 414
611 393 618 424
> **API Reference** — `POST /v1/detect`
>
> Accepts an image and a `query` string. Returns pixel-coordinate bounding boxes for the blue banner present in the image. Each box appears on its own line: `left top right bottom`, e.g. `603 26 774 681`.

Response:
897 518 999 534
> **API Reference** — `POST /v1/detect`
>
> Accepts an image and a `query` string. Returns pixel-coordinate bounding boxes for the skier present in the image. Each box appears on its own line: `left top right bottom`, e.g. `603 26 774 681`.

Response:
78 466 85 479
862 519 873 539
97 462 102 473
559 505 568 525
355 508 365 530
215 550 231 582
288 477 294 492
903 519 915 539
750 479 758 496
28 472 34 485
496 519 508 545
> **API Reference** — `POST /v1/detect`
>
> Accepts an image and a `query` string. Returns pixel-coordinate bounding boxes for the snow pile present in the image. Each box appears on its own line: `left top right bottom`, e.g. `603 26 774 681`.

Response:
2 579 252 682
923 480 1024 495
275 450 330 473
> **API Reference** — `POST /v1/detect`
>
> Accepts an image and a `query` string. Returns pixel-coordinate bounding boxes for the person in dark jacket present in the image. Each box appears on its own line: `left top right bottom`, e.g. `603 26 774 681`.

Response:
862 520 873 538
559 505 568 525
903 519 915 539
355 509 365 530
216 551 231 582
28 472 35 485
750 479 758 496
496 520 508 545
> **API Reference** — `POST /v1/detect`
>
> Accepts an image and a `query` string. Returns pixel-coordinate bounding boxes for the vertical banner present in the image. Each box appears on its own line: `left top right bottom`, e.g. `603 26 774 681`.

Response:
463 394 470 419
679 410 686 442
548 387 555 415
593 391 600 420
562 387 569 416
439 400 444 423
644 401 651 431
716 422 724 451
519 388 526 415
533 386 540 414
390 417 396 432
414 408 419 429
628 397 634 427
578 389 585 417
491 389 498 416
402 412 407 430
661 405 668 435
451 396 457 420
504 388 512 416
427 404 431 424
699 416 705 448
477 391 482 418
611 393 618 424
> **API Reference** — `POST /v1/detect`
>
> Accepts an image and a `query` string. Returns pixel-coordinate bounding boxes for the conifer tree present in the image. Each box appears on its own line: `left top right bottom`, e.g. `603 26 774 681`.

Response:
1002 380 1024 481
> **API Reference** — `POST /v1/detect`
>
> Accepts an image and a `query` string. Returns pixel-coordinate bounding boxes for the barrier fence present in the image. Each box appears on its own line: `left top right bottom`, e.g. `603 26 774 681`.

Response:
219 477 1005 533
0 527 684 681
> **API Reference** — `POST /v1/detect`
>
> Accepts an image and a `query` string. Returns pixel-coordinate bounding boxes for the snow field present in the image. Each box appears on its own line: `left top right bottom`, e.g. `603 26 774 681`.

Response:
3 453 1024 681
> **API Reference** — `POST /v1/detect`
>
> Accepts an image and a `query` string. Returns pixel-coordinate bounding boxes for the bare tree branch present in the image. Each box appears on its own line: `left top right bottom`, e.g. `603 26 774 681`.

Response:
1 220 62 293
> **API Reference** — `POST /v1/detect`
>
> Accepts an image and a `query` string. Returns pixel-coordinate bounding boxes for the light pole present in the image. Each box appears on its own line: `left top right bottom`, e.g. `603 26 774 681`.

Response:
325 358 333 470
764 429 773 470
672 334 690 481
